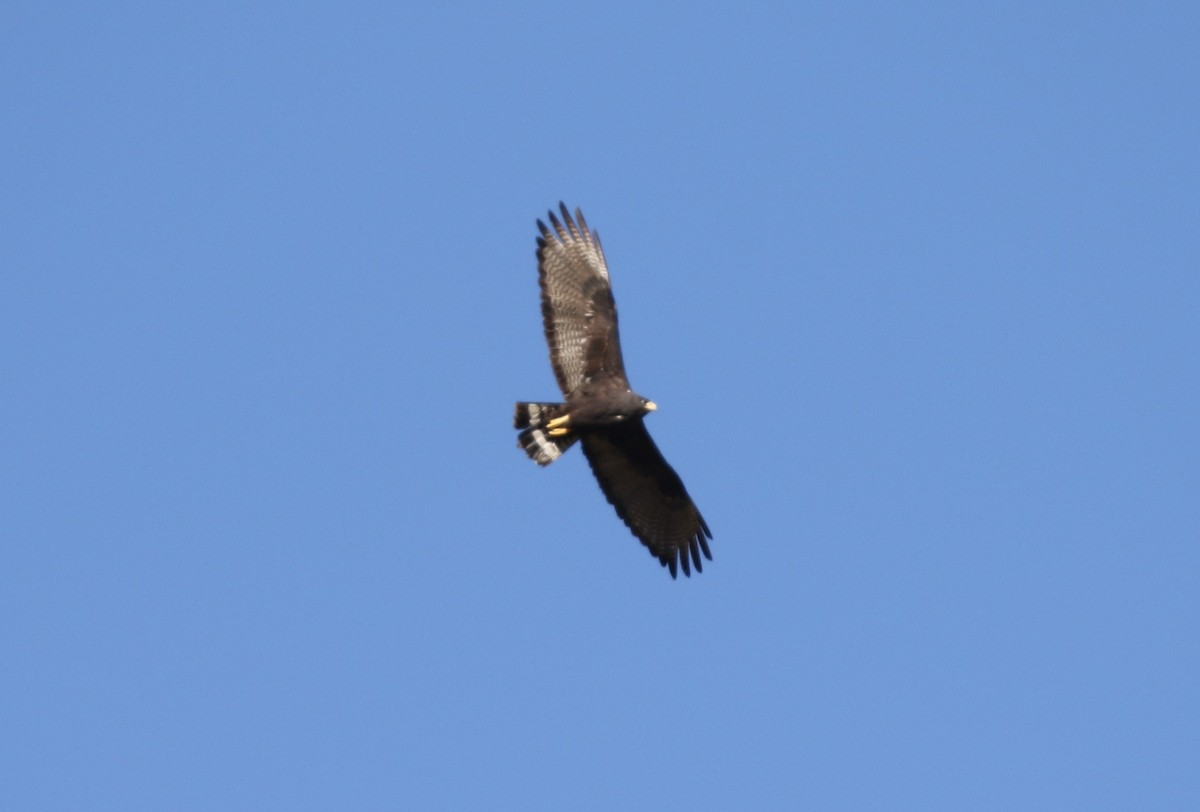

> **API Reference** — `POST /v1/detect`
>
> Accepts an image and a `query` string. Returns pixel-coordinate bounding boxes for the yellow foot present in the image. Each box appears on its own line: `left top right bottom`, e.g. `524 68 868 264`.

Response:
545 414 571 431
547 427 571 437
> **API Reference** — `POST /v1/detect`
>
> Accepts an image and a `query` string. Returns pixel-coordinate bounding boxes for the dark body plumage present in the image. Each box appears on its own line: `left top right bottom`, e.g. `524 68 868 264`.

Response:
514 203 712 578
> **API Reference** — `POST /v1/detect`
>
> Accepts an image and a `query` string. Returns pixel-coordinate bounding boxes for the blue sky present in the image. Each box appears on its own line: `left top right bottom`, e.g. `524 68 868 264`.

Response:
2 2 1197 809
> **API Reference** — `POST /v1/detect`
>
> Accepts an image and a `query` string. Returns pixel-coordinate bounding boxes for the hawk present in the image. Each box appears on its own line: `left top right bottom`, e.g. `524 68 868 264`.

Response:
514 203 713 578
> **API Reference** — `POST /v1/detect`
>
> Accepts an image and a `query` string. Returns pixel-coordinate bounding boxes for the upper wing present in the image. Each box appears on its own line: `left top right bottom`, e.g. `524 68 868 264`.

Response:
580 421 713 578
536 203 629 398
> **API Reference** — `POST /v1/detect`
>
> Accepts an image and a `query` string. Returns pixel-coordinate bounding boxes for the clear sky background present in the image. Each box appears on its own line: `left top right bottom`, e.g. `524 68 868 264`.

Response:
2 3 1197 809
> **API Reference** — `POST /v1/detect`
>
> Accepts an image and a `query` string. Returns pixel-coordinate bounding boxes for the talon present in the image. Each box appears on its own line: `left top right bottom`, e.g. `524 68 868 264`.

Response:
547 427 571 437
545 414 572 430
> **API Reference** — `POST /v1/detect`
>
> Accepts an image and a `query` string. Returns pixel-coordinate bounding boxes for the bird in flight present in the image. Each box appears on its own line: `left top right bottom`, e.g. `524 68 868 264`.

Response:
514 203 712 578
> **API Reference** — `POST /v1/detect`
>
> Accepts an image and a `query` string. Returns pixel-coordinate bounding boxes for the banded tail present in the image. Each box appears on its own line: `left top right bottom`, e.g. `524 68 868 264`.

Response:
515 402 577 465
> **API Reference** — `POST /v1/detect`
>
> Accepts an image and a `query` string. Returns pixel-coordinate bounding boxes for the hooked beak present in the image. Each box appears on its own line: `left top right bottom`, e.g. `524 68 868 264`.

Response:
644 401 658 412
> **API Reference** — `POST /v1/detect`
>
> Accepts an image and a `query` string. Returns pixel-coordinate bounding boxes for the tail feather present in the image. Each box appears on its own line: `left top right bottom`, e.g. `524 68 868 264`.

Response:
515 402 575 465
514 402 567 430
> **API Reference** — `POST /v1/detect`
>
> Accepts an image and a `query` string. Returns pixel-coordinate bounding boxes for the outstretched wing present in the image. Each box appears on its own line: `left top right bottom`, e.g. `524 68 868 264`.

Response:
536 203 629 398
580 422 713 578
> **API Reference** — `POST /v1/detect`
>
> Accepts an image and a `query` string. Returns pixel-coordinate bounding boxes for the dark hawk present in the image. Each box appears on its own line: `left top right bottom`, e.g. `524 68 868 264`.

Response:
514 203 713 578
